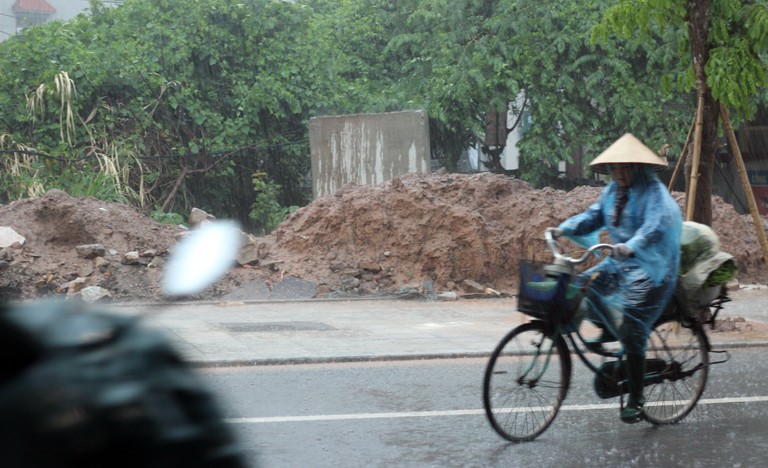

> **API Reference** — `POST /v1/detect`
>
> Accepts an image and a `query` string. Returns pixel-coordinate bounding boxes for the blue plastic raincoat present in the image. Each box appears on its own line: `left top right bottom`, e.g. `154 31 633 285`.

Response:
558 167 682 354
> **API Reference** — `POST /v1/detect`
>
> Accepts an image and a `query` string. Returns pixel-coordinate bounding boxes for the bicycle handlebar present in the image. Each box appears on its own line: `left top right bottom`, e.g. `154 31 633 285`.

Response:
544 228 615 265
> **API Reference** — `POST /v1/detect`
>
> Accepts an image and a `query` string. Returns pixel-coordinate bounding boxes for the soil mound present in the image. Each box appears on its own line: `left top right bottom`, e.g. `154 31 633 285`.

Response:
0 174 765 302
0 190 181 301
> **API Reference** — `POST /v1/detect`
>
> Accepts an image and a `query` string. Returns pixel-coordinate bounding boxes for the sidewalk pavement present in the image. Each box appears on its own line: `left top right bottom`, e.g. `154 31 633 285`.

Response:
106 287 768 367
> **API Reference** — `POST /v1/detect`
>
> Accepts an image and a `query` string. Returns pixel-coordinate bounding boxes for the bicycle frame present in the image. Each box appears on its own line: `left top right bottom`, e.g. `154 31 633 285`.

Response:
526 316 622 391
483 230 732 442
521 282 732 409
517 328 562 387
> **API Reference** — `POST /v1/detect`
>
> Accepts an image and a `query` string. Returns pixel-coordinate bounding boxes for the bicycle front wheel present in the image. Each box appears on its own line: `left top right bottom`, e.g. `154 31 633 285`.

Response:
642 318 709 424
483 321 572 442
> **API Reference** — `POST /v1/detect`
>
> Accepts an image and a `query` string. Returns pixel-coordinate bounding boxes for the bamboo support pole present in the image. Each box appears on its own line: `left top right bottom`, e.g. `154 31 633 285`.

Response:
719 104 768 270
686 95 704 221
668 115 696 192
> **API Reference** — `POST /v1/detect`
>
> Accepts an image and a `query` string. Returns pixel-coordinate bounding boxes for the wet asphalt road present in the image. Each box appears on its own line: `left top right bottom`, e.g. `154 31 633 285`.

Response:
201 346 768 468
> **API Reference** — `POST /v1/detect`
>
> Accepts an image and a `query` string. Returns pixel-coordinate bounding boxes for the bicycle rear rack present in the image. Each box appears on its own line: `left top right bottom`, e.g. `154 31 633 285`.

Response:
708 348 730 365
703 291 731 328
704 291 732 366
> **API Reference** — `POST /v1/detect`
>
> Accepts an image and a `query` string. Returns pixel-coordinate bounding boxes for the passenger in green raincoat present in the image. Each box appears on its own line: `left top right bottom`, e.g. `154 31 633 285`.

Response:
553 133 682 424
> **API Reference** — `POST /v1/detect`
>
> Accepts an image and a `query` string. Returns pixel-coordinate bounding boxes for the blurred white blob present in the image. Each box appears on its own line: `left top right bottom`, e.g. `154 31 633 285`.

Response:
163 220 242 296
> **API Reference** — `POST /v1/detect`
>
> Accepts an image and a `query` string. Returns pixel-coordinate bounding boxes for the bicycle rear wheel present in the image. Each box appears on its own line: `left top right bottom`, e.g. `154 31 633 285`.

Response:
642 317 709 424
483 321 571 442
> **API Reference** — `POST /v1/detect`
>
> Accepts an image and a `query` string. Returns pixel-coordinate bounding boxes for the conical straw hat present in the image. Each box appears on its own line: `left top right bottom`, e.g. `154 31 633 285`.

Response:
589 133 668 174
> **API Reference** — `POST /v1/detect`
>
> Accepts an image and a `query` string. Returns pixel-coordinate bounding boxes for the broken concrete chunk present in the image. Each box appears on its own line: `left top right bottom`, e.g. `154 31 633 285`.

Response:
123 251 140 264
340 276 360 290
358 262 382 273
188 207 215 228
343 268 363 277
463 279 487 293
237 242 262 266
76 243 106 259
0 227 25 248
239 231 255 249
437 291 458 301
0 247 14 262
78 264 94 277
62 277 87 294
270 276 318 300
78 285 112 303
715 319 737 332
329 262 348 272
221 279 271 301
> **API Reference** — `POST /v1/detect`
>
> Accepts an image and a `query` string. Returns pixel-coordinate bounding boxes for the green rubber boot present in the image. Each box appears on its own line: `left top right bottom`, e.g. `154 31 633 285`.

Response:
620 353 646 424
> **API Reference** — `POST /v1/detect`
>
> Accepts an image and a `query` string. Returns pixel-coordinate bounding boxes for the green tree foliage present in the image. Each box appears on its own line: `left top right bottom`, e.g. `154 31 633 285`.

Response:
492 0 690 183
306 0 399 112
597 0 768 118
369 0 521 170
0 0 765 230
0 0 336 228
595 0 768 224
366 0 696 184
249 170 297 234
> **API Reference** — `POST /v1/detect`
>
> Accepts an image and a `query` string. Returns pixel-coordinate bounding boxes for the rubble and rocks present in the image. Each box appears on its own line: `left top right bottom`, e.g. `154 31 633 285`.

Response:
0 189 180 302
0 173 766 304
0 226 24 248
75 244 106 259
713 316 748 333
188 207 216 228
78 285 112 303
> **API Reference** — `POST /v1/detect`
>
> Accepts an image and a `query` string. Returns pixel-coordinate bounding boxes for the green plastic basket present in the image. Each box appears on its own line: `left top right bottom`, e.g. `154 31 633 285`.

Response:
517 260 587 323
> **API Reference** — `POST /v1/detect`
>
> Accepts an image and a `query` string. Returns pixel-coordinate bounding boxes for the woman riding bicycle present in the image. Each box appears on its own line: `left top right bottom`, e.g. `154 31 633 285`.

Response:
551 133 682 424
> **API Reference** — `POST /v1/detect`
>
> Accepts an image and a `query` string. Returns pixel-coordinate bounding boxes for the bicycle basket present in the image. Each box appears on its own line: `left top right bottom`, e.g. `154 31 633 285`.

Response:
517 260 588 322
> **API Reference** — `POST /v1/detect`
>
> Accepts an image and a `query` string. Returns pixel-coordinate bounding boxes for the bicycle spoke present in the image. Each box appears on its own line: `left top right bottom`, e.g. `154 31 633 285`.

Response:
642 318 708 425
484 322 571 442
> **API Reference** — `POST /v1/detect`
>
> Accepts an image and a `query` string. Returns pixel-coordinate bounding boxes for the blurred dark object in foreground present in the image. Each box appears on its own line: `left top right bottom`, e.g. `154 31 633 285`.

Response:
0 301 247 468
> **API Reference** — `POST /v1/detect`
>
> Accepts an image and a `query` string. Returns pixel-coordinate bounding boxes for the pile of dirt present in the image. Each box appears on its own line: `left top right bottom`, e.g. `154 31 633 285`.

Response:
0 173 766 303
0 190 182 302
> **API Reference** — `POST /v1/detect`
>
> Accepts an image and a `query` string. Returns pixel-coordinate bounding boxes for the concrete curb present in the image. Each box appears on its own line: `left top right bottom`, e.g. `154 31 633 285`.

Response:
102 294 768 369
187 351 491 368
108 294 446 310
187 340 768 368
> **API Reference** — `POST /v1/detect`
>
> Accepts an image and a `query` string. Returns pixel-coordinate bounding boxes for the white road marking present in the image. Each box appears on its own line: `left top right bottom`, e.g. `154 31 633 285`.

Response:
418 321 473 328
224 395 768 424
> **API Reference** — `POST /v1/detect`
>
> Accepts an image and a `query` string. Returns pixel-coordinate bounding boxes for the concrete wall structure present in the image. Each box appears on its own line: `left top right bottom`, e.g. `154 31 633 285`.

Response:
309 110 431 199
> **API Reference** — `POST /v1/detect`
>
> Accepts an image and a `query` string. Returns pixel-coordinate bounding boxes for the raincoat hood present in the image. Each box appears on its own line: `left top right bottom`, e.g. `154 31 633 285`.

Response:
558 170 682 285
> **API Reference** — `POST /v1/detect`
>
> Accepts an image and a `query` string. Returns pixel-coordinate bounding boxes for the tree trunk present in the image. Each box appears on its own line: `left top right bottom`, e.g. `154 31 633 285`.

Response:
482 110 508 174
684 91 718 226
481 146 506 174
161 166 190 213
685 0 716 226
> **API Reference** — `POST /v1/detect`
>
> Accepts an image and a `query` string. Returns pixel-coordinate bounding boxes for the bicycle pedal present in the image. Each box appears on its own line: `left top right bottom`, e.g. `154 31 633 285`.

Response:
584 339 619 352
584 341 605 352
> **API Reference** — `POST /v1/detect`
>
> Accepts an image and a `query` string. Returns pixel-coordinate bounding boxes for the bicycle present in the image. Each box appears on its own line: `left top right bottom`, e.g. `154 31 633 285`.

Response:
482 229 730 442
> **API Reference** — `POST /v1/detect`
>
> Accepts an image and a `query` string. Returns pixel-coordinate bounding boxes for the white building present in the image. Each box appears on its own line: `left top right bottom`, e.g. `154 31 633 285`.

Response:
0 0 122 40
462 98 530 174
